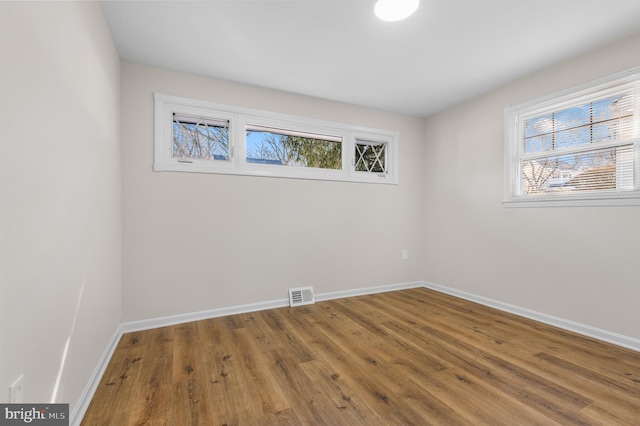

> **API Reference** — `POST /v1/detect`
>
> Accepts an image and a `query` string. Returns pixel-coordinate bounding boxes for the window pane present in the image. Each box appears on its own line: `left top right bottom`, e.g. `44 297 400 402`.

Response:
246 127 342 170
524 113 553 138
523 114 555 153
555 126 590 149
173 114 229 161
520 145 633 195
355 141 387 173
592 121 616 143
522 92 634 154
524 135 553 153
592 97 618 121
555 104 590 130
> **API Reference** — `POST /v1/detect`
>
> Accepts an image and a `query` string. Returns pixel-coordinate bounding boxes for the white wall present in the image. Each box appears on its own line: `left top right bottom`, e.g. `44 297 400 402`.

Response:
423 30 640 340
121 63 424 321
0 1 121 410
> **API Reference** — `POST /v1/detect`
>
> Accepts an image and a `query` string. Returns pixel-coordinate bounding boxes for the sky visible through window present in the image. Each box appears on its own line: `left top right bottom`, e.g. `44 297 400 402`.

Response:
172 117 229 161
245 129 342 169
520 92 633 194
524 95 625 153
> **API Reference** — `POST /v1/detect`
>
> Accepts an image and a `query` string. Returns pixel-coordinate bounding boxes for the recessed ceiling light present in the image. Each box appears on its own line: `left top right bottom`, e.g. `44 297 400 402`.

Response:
374 0 419 22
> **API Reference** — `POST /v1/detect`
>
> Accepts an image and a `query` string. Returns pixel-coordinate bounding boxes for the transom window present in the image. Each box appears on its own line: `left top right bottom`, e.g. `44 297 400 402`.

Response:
172 114 230 162
504 67 640 207
245 125 342 170
154 93 398 184
355 139 388 174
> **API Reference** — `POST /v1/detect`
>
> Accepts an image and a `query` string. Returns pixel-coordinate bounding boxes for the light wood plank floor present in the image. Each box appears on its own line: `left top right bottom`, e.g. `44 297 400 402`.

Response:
81 288 640 425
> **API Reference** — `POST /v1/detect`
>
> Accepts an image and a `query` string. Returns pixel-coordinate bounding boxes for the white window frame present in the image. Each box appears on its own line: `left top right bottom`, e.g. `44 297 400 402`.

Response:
504 67 640 207
154 93 399 184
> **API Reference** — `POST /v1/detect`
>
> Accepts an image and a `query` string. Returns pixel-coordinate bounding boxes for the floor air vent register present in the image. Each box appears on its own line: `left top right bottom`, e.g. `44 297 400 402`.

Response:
289 286 315 307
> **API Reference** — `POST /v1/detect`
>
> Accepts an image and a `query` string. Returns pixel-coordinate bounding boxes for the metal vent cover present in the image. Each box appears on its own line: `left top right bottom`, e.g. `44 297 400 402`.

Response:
289 286 315 307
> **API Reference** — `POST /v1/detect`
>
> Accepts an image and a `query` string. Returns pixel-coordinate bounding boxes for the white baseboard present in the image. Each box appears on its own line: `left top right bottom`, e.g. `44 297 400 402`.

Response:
120 298 289 334
121 281 424 334
70 327 122 426
315 281 424 302
422 281 640 353
71 279 639 424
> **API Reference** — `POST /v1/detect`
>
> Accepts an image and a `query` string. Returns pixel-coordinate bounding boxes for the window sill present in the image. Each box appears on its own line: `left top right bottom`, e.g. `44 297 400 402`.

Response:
503 194 640 208
154 162 398 185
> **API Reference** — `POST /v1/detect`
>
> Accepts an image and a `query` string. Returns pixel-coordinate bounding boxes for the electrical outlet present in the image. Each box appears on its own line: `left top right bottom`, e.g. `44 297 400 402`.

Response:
402 249 408 260
10 375 23 403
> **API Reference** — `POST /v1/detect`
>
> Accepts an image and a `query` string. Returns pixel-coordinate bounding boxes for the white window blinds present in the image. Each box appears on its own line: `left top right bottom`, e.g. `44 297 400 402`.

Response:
505 67 640 206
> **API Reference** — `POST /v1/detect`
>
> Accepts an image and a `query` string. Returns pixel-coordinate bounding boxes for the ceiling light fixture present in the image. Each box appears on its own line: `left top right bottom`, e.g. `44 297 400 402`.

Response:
374 0 419 22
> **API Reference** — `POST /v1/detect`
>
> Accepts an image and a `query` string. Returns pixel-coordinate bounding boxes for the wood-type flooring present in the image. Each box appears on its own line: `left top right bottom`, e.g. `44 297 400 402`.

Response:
81 287 640 425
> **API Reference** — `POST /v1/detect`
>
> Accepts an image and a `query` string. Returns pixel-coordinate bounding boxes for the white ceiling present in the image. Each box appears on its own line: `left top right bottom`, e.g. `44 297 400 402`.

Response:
101 0 640 118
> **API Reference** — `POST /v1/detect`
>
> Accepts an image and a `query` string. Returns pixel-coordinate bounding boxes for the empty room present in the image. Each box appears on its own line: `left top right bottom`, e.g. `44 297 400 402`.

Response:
1 1 640 425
